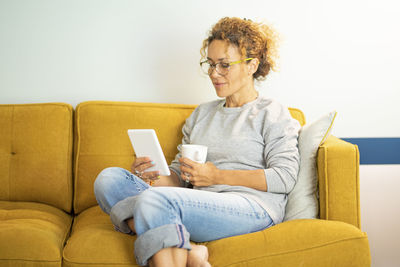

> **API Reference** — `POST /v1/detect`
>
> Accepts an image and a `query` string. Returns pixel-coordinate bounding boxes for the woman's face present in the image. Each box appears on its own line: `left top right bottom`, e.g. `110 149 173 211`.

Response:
206 40 256 99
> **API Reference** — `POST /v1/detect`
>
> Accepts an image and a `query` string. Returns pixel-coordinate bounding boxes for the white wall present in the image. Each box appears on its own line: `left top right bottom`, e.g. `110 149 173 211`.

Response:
360 165 400 267
1 0 399 137
1 0 399 266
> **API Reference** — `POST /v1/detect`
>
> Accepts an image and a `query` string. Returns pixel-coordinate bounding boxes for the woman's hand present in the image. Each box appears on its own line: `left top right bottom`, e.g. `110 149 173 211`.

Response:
131 157 160 185
179 157 219 187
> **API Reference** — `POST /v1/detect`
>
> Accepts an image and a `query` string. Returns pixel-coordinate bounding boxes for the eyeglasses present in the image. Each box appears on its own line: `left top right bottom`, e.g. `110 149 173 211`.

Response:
200 58 253 76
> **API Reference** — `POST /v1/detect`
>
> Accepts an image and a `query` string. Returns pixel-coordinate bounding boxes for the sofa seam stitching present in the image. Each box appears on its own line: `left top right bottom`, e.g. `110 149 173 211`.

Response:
355 144 361 229
323 146 329 221
62 258 135 265
8 105 15 200
67 104 74 214
78 101 198 110
73 104 81 214
0 258 61 263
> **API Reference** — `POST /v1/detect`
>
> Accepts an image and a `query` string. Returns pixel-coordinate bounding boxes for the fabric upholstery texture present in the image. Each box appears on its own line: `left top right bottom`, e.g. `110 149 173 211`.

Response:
318 135 361 228
0 201 72 266
0 101 370 267
206 219 370 267
0 103 74 213
63 206 138 267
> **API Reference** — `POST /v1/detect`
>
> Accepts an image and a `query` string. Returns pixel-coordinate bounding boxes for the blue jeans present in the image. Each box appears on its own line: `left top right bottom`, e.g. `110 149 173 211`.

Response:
94 167 274 266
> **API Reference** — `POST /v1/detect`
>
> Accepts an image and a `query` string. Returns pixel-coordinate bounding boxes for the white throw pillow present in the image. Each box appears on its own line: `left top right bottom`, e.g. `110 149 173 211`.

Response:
284 111 337 221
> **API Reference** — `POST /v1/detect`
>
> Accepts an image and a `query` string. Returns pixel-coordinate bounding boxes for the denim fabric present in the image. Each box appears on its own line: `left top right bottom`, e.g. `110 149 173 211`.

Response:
94 167 150 215
94 167 274 266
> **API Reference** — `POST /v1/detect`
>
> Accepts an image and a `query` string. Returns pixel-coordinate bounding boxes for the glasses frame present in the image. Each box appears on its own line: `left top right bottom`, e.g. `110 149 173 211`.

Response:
200 58 254 76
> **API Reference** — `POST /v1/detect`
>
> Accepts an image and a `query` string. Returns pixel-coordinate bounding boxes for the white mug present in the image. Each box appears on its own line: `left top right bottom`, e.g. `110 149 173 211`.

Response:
181 144 208 163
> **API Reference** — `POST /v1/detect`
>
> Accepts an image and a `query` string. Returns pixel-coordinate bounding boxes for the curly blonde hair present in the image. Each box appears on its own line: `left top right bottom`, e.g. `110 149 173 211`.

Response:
201 17 280 81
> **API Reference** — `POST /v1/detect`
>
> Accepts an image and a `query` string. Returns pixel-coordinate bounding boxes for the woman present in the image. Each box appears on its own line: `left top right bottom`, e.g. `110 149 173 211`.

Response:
94 17 300 267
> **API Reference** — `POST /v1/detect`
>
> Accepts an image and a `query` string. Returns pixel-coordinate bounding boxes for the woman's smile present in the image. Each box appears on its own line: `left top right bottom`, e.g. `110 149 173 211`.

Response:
212 81 226 89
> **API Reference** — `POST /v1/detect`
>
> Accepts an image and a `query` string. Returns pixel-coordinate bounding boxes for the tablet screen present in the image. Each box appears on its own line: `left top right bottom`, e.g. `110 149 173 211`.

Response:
127 129 171 176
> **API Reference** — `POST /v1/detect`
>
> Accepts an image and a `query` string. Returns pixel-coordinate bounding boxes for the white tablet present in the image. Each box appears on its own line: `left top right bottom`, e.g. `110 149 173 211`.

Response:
127 129 171 176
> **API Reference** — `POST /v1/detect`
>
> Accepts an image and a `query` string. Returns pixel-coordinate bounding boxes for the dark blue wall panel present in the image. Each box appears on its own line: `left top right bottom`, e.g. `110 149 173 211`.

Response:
341 138 400 165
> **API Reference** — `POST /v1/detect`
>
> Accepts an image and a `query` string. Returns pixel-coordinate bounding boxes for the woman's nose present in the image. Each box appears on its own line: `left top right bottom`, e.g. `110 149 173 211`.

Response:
209 68 221 78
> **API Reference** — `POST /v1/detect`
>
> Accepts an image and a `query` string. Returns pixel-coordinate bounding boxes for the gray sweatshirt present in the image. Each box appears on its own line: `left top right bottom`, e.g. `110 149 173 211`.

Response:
169 96 301 224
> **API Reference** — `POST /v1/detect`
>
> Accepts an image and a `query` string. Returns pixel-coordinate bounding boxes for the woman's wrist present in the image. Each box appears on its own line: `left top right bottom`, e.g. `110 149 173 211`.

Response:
213 167 223 185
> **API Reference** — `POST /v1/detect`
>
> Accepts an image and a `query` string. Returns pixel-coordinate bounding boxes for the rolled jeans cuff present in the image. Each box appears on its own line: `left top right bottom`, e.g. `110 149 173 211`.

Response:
110 195 138 235
134 224 191 266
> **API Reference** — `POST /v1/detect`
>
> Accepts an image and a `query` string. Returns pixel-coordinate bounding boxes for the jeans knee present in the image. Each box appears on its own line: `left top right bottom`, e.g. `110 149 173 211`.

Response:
94 167 112 194
94 167 126 200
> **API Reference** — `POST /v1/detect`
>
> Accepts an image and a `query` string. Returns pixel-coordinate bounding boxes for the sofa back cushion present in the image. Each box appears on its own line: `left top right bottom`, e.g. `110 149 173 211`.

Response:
73 101 196 213
74 101 305 214
0 103 73 212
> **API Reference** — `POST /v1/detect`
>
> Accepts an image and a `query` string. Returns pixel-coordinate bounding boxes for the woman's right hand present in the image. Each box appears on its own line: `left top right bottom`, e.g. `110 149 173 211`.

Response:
131 157 160 185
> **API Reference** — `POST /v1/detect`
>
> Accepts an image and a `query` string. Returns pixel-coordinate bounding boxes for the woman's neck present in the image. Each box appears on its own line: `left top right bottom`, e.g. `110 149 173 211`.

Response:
225 89 259 108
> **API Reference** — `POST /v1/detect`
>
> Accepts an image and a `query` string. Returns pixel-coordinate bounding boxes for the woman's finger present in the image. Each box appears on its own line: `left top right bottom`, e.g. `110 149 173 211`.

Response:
132 158 152 170
141 171 161 181
180 164 192 174
133 157 152 167
181 161 201 177
137 161 155 172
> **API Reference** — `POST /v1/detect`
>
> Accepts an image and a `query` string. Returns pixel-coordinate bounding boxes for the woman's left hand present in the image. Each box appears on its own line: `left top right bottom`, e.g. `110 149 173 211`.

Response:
179 157 219 187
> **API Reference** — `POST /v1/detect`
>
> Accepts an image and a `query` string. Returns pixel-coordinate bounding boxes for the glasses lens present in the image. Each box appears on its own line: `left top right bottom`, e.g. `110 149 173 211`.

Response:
200 62 211 75
200 61 229 75
216 63 229 75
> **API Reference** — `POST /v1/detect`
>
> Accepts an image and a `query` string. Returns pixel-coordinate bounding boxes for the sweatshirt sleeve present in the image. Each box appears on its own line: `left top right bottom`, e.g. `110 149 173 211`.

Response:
263 104 301 194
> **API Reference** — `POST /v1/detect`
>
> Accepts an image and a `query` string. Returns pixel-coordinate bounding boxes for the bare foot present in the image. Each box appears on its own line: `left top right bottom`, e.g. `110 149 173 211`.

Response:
125 218 136 234
187 244 211 267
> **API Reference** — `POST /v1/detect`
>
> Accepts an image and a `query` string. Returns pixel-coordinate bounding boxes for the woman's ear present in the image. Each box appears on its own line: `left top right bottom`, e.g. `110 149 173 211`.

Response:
248 58 259 76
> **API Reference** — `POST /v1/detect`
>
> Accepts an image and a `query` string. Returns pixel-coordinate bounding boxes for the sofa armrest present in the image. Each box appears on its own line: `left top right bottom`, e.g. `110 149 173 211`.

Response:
317 135 361 228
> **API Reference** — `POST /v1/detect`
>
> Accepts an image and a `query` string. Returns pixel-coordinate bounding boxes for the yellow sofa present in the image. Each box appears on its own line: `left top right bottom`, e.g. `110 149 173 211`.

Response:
0 101 371 267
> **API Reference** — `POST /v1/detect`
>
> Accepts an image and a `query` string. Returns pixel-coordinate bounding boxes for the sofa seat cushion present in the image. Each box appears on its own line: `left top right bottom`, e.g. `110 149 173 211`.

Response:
0 201 72 267
63 206 138 267
207 219 371 267
64 206 370 267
